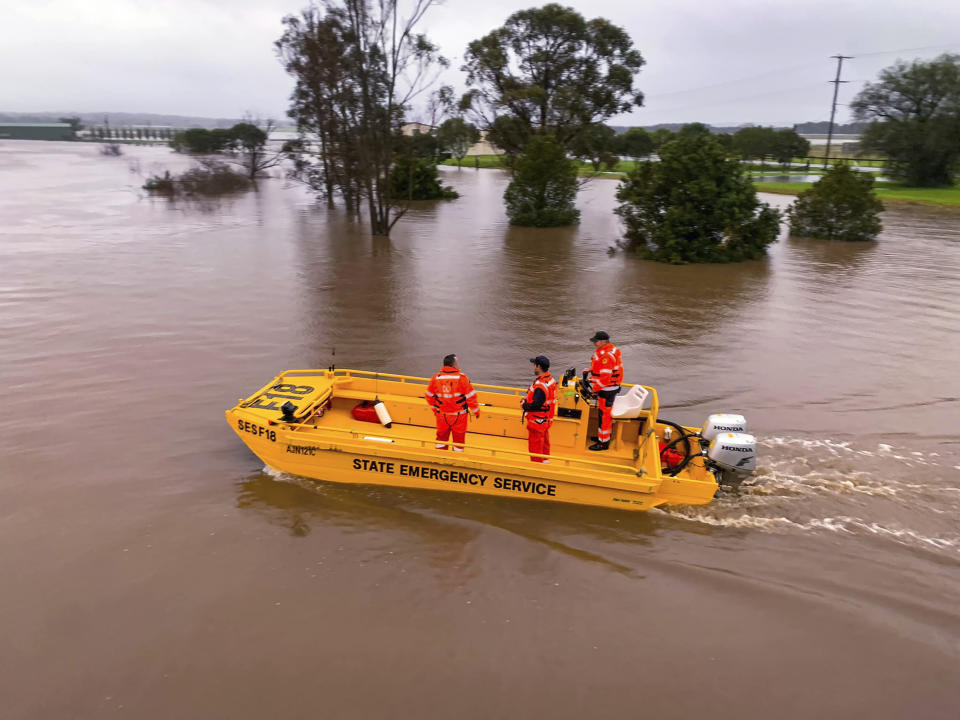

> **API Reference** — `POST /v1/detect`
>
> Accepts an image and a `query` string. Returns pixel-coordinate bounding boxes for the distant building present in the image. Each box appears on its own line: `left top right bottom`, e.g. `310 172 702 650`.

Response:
466 130 503 157
0 123 76 141
401 122 434 136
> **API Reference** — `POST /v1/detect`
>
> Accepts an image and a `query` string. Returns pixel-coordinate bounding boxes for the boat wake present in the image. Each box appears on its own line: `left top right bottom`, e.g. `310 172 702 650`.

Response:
659 436 960 556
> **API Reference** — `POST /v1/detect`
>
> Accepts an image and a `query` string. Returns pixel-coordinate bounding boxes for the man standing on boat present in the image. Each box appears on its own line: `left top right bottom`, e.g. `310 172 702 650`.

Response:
522 356 557 463
425 354 479 452
587 331 624 451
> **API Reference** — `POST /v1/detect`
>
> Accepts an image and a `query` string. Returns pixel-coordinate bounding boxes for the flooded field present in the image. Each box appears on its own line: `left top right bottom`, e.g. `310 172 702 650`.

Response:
2 140 959 719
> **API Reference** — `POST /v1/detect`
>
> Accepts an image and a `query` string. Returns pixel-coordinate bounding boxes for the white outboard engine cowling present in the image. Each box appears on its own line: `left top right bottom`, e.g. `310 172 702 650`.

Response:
701 413 747 442
707 433 757 474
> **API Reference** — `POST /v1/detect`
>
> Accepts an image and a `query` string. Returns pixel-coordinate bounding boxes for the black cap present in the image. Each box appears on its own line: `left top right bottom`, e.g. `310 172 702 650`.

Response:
590 331 610 342
529 355 550 370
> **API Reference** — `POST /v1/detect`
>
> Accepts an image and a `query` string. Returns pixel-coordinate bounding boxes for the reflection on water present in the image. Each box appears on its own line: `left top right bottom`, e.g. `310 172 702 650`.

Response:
3 141 960 719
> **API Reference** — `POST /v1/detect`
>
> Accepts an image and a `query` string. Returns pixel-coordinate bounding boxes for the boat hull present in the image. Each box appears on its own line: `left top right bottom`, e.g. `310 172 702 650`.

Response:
228 414 718 512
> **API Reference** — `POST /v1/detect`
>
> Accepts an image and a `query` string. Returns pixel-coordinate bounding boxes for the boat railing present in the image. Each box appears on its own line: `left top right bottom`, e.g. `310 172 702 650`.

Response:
272 420 650 480
278 368 660 419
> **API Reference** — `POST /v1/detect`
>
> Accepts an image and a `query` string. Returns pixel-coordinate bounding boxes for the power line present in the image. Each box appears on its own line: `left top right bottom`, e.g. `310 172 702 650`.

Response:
647 61 818 100
641 83 824 119
824 55 852 168
644 42 960 103
853 42 960 58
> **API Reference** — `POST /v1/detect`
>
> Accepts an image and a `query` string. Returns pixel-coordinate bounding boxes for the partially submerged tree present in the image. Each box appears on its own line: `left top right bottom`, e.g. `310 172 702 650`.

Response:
461 4 644 155
486 115 530 159
616 126 781 263
276 0 448 236
227 120 282 180
436 118 480 167
851 53 960 187
391 155 458 199
143 159 251 198
504 134 579 227
788 165 883 242
171 128 233 154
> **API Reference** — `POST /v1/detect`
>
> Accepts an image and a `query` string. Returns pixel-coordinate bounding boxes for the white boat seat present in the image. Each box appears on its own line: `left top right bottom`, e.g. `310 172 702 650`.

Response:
611 385 649 420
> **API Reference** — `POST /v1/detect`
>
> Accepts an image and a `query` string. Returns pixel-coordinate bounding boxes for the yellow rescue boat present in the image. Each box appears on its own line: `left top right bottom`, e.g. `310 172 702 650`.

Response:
226 368 757 512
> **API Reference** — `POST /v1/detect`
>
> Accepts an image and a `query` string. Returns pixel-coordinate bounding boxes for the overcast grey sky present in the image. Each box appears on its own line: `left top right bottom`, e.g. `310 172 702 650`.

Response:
3 0 959 125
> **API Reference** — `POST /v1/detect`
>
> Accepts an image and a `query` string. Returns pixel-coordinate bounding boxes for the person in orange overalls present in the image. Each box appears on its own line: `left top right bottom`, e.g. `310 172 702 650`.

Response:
425 354 479 451
587 331 623 451
521 355 557 463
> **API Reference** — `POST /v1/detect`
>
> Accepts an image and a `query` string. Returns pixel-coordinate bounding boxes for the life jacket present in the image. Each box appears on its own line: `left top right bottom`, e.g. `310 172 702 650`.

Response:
525 372 557 427
589 343 623 392
425 366 479 416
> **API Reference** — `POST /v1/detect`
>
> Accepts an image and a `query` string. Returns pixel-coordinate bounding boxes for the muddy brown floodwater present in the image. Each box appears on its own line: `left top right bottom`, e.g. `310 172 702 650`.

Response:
2 141 959 719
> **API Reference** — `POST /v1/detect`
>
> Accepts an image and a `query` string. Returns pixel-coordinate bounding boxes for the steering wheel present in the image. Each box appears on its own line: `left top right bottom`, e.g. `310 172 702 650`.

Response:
657 419 697 476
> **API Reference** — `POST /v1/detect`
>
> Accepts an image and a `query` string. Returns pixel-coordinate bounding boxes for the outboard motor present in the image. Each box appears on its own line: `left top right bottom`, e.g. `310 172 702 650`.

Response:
701 413 747 442
700 414 756 482
706 432 757 474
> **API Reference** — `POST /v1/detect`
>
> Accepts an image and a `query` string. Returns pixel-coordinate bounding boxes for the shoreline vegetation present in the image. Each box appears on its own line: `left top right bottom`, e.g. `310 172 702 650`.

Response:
756 181 960 207
440 155 960 207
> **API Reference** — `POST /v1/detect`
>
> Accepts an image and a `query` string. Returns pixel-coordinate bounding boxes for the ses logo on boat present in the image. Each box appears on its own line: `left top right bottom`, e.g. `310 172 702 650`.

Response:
237 419 277 442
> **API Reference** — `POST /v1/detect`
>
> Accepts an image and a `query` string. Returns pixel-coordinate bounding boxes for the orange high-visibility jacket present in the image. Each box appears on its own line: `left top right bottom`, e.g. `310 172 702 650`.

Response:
425 366 479 416
524 372 557 428
589 343 624 392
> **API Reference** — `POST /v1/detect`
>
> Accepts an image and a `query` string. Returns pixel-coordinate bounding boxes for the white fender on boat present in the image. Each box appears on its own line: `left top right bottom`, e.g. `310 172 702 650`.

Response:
374 401 393 428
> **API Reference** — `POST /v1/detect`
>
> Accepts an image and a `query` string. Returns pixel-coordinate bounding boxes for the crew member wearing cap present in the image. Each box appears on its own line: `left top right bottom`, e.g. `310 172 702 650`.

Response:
425 354 479 451
587 331 623 451
521 355 557 463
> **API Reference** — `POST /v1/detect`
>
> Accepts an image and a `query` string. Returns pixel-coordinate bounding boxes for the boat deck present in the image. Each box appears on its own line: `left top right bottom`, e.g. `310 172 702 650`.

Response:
289 372 652 473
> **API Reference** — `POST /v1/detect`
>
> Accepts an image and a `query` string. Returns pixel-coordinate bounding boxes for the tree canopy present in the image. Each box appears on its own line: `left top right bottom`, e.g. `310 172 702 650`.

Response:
172 128 234 154
276 0 447 236
614 127 655 161
504 134 580 227
391 155 458 200
851 53 960 187
227 120 282 180
436 118 480 167
615 126 781 263
731 126 809 164
788 165 884 242
571 123 618 172
461 3 644 153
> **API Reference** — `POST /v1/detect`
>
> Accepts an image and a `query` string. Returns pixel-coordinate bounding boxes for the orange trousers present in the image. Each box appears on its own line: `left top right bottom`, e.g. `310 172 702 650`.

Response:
527 424 551 462
436 412 468 450
597 390 618 443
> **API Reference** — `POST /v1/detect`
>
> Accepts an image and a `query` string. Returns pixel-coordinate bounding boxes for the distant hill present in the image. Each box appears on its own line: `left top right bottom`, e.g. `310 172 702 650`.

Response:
792 121 867 134
611 123 790 135
0 111 246 128
608 121 870 135
642 123 763 134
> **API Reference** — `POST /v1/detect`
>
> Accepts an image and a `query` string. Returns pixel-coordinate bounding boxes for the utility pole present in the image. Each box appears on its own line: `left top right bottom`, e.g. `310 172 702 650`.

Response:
824 55 852 169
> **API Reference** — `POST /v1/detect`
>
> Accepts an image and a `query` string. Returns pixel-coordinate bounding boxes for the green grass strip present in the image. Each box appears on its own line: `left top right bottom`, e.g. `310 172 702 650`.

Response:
755 181 960 207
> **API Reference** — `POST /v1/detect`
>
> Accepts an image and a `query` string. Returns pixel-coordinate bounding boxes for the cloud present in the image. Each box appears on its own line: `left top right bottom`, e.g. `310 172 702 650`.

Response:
2 0 958 124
